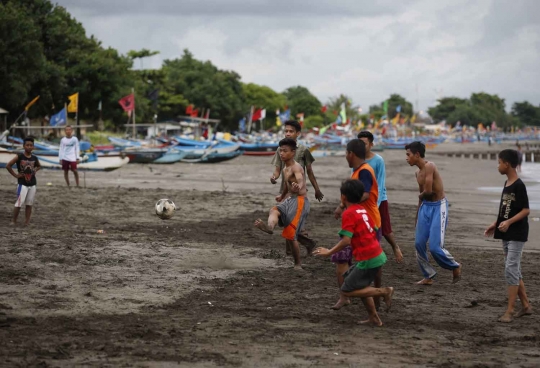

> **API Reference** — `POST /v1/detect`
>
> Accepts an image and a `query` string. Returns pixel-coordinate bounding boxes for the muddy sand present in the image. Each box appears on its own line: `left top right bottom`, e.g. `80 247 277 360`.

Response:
1 148 539 367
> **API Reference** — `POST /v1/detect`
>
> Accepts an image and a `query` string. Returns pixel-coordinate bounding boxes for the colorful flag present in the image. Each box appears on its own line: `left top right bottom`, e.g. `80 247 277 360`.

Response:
67 93 79 113
50 108 67 126
260 109 266 120
186 105 193 115
279 109 290 123
396 104 402 113
191 109 199 117
321 105 327 113
118 94 135 112
383 100 388 115
239 117 246 132
339 103 346 124
252 108 263 121
24 95 40 111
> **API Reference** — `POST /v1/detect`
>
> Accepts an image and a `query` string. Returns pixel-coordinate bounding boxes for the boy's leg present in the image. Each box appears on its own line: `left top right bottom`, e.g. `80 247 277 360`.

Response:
12 184 27 225
285 240 292 255
373 267 382 310
332 262 351 310
427 200 461 282
415 204 436 283
359 297 382 327
63 169 70 186
12 207 21 225
516 279 533 317
380 201 403 262
290 240 301 269
254 207 280 234
73 169 80 187
342 286 394 311
500 241 526 322
24 206 32 225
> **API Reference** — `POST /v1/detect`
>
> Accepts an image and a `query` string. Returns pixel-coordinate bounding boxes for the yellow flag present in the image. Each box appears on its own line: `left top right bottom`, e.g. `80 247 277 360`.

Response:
391 113 400 126
67 93 79 113
411 114 417 123
24 95 40 111
276 116 282 127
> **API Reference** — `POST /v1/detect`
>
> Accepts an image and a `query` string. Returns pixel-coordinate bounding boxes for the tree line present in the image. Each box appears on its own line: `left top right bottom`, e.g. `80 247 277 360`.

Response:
1 0 539 131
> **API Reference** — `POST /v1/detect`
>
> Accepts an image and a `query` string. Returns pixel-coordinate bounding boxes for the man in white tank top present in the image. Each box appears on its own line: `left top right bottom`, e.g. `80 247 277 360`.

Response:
58 125 80 187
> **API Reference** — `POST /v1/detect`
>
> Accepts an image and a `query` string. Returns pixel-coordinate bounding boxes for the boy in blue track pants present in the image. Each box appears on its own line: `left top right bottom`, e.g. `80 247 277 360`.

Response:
405 141 462 285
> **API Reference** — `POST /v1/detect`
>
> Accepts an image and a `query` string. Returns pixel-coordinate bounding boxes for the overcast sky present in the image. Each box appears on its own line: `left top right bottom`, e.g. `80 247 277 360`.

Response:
55 0 540 112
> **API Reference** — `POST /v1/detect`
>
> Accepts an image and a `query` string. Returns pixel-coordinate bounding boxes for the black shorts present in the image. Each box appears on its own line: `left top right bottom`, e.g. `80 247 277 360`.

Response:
341 266 380 293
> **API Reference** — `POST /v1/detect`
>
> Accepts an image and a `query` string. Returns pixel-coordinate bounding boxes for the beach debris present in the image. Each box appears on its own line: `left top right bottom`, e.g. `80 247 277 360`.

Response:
532 217 539 222
97 230 105 234
46 182 52 186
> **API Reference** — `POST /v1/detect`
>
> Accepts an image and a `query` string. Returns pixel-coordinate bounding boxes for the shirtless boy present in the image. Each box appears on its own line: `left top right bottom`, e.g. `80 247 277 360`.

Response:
255 138 310 269
405 141 462 285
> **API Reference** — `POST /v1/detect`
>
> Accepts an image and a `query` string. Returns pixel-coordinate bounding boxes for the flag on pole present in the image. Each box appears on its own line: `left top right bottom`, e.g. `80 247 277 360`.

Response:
118 94 135 112
50 108 67 126
252 108 263 121
321 105 327 113
339 102 346 123
24 95 40 111
279 109 290 123
239 117 246 132
260 109 266 120
396 104 402 113
186 105 193 115
383 100 388 115
67 93 79 113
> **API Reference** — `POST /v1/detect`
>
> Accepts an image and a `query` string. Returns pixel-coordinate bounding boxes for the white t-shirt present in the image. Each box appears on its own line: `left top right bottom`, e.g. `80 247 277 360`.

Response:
59 136 80 162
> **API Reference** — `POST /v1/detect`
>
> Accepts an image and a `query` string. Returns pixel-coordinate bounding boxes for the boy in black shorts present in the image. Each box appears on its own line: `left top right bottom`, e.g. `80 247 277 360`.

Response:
315 179 394 326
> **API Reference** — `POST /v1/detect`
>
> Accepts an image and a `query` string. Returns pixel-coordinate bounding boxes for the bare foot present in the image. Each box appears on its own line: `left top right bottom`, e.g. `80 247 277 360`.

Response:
515 306 533 318
331 297 351 310
383 287 394 312
297 233 317 256
359 315 383 327
498 312 514 323
416 278 433 285
254 219 273 234
452 265 462 284
293 265 303 271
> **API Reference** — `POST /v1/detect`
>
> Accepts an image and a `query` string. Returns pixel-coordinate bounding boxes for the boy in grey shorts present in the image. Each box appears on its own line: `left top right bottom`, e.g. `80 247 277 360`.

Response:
485 149 532 323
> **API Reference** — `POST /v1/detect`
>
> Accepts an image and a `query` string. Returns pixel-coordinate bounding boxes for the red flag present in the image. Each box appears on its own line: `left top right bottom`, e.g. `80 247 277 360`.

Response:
321 105 327 113
118 94 135 112
191 109 199 117
186 105 193 115
252 108 262 121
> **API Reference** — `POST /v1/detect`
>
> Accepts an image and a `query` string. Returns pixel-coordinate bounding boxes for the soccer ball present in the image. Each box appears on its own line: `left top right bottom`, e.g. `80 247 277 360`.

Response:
155 199 176 219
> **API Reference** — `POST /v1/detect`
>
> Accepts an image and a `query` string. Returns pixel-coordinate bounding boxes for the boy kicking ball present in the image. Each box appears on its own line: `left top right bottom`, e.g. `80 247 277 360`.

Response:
315 179 394 326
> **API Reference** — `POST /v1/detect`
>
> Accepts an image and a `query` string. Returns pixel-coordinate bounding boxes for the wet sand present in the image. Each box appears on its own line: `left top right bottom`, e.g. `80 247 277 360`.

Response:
1 145 539 366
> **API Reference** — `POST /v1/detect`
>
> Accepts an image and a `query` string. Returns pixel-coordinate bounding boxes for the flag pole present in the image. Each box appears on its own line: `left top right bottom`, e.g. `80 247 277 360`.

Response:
76 93 80 139
132 87 136 139
247 106 254 134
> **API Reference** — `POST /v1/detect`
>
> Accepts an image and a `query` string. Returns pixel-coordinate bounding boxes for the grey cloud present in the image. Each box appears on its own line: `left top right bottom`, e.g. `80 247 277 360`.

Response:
56 0 410 17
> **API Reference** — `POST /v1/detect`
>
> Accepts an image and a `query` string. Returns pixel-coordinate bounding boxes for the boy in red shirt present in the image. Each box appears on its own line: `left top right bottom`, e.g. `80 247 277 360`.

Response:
315 179 394 327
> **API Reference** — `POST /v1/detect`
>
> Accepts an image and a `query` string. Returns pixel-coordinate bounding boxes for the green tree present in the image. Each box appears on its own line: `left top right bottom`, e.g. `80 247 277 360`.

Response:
428 97 468 123
511 101 540 126
243 83 286 126
162 50 245 129
282 86 322 118
0 1 46 119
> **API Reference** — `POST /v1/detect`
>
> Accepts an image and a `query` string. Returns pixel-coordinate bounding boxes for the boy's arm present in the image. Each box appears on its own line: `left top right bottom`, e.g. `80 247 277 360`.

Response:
419 163 435 201
358 169 372 202
498 208 530 233
58 138 64 161
270 152 281 184
314 236 351 257
76 138 80 161
34 157 41 172
6 155 21 178
305 164 324 201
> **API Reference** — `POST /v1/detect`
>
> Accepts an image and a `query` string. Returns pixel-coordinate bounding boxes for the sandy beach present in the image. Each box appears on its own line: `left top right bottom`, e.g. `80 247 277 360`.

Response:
1 142 539 366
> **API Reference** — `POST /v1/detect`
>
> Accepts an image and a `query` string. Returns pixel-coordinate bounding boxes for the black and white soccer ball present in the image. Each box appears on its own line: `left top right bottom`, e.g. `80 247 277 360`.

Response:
155 199 176 219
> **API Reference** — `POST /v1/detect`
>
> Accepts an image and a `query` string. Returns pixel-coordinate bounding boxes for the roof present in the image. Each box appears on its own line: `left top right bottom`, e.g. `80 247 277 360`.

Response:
0 107 8 114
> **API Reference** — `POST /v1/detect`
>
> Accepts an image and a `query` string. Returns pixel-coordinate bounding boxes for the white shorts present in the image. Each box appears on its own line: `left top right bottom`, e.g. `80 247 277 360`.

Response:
15 185 36 207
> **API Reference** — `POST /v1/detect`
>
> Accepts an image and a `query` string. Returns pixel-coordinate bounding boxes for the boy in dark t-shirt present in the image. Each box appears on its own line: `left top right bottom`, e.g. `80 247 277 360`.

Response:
485 149 532 323
6 137 41 226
